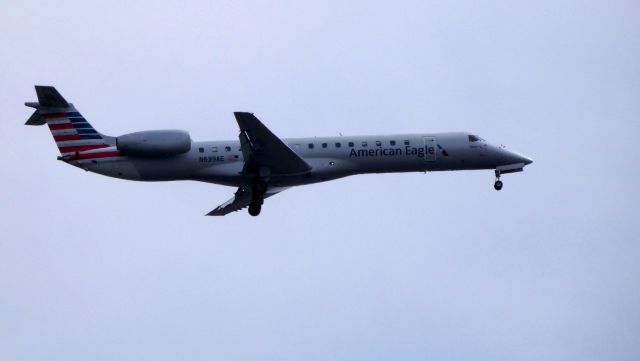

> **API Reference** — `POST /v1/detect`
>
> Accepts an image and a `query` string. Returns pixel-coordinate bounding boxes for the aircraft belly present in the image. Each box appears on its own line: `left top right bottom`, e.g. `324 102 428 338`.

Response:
128 157 200 181
191 162 245 186
75 158 142 180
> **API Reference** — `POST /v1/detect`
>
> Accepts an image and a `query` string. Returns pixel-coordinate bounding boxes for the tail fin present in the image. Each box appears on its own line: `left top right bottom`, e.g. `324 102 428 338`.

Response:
25 86 113 156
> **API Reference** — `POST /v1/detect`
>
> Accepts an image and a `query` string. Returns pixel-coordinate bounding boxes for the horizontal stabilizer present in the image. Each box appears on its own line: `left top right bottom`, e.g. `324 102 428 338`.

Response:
25 110 46 126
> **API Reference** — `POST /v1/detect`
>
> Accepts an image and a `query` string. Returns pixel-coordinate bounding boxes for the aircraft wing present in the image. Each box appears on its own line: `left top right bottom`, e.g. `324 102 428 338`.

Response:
234 112 311 175
206 186 287 216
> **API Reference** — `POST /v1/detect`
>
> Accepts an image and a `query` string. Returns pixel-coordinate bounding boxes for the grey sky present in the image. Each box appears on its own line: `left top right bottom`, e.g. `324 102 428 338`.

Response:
1 1 639 360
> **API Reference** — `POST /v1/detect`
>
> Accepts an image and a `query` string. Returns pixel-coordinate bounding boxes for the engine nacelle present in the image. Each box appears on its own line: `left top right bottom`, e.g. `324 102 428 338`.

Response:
117 130 191 157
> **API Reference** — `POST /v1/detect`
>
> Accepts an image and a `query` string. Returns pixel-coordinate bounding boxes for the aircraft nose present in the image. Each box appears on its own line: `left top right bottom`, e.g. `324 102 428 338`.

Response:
512 151 533 165
499 147 533 166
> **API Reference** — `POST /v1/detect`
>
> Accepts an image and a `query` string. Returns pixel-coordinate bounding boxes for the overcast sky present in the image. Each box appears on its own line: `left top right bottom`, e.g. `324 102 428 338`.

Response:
1 1 639 360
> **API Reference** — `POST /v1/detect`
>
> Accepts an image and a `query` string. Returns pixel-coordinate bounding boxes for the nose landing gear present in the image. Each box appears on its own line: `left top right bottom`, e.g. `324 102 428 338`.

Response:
494 170 503 191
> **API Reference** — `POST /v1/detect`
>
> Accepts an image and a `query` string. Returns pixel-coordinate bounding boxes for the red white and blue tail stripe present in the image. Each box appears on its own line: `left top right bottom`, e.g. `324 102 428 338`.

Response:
25 86 122 160
44 109 109 153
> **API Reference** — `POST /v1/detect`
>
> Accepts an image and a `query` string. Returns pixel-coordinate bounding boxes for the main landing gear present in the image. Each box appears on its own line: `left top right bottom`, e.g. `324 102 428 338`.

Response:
248 201 262 216
494 170 503 191
248 180 267 216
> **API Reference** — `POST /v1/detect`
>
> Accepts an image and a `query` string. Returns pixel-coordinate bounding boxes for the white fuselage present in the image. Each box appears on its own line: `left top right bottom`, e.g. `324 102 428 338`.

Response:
72 132 531 188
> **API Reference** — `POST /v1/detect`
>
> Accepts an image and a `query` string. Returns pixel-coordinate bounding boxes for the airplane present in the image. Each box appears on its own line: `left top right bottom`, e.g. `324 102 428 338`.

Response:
25 86 533 216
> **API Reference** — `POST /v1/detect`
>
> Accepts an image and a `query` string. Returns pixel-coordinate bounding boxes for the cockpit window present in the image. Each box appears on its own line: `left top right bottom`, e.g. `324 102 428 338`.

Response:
468 135 483 142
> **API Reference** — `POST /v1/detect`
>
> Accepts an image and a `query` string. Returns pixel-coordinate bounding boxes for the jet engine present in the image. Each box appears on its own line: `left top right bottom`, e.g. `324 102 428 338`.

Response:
116 130 191 157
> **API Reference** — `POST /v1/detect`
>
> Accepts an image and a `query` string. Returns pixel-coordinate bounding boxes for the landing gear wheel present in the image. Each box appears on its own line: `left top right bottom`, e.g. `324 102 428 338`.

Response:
248 178 267 216
494 180 503 191
248 202 262 216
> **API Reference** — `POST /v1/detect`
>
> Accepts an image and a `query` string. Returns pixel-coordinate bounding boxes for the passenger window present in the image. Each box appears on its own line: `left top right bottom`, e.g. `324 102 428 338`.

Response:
390 140 396 146
225 146 231 152
348 142 354 147
322 143 327 148
362 141 368 147
199 147 204 153
335 142 341 148
404 140 410 145
212 147 217 152
308 143 314 149
375 140 381 147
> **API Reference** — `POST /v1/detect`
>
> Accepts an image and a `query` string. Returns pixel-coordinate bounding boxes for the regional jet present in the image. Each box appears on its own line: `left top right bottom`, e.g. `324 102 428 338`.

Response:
26 86 532 216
